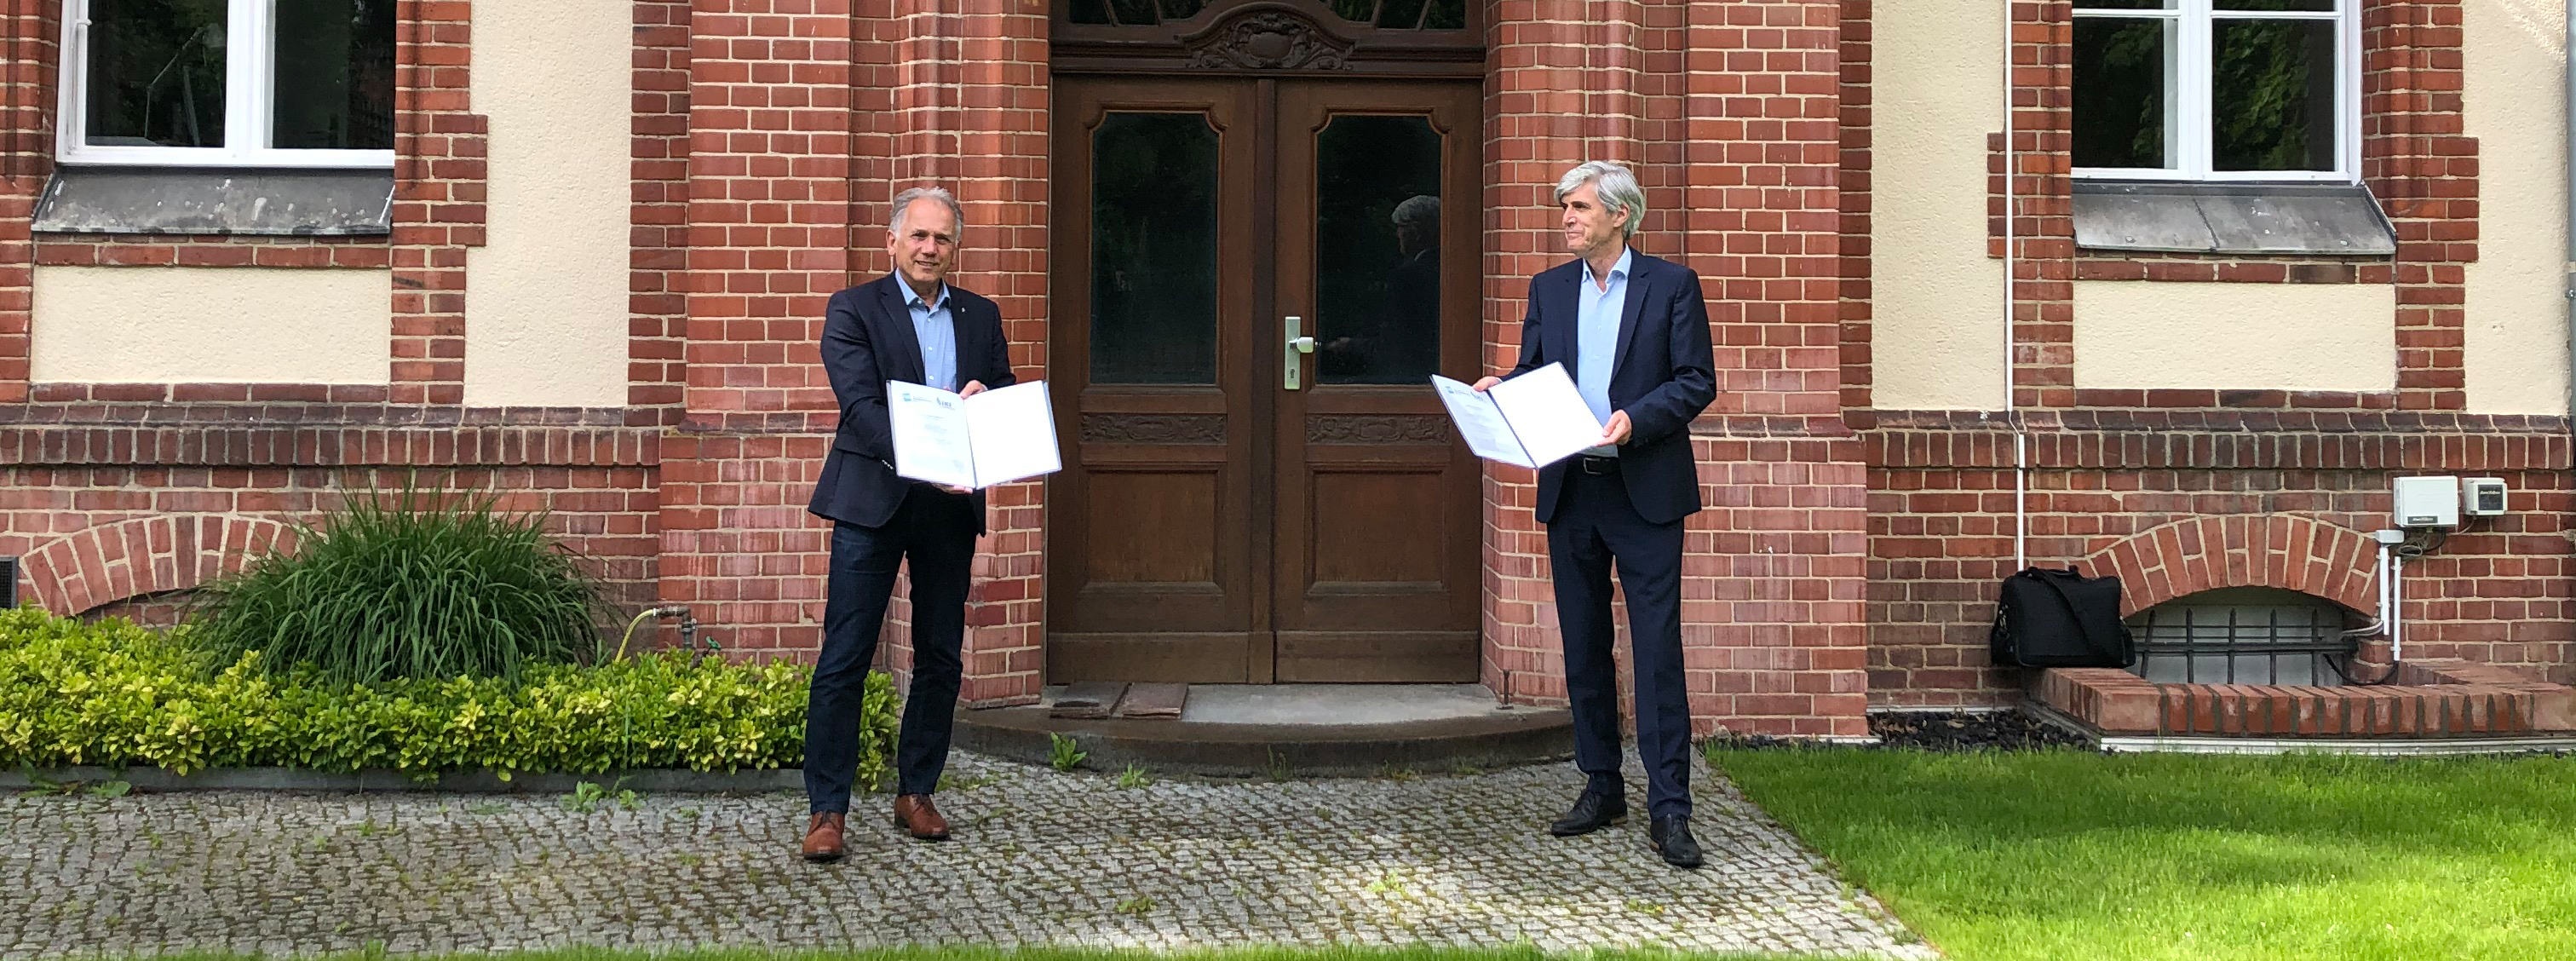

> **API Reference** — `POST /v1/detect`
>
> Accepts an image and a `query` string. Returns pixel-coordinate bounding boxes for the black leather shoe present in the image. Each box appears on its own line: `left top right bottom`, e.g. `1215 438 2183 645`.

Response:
1548 791 1629 837
1649 814 1705 869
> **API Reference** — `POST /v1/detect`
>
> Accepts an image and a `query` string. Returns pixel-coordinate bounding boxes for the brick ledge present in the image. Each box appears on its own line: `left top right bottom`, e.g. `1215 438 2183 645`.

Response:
2035 662 2575 738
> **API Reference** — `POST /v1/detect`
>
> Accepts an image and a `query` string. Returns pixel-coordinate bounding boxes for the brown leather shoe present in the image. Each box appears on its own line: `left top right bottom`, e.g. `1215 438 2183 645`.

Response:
801 811 847 862
892 794 951 841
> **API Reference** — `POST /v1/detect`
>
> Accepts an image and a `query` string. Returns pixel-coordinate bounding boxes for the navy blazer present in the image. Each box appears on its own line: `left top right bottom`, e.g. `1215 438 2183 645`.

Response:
808 273 1018 533
1506 249 1718 526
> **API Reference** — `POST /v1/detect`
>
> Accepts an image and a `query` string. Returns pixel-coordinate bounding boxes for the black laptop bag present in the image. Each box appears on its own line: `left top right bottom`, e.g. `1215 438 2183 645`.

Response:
1987 565 2136 669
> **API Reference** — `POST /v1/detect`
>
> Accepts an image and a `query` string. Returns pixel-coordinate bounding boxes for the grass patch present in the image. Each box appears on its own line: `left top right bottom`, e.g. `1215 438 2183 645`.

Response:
1712 745 2576 961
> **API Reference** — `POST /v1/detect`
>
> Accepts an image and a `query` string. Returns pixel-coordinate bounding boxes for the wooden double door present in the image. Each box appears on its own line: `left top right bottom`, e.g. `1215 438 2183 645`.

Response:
1047 76 1481 683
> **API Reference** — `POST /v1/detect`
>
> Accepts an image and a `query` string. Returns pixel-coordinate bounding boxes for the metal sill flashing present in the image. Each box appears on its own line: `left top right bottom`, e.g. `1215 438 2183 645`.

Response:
32 166 394 237
2073 180 2398 257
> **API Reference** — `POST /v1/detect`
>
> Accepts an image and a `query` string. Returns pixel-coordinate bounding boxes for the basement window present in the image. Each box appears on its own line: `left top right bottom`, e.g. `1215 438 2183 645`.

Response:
2125 586 2360 687
58 0 395 169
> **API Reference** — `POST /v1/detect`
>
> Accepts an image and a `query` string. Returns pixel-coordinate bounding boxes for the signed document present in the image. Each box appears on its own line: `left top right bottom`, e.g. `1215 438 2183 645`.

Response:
888 380 1063 490
1430 363 1607 469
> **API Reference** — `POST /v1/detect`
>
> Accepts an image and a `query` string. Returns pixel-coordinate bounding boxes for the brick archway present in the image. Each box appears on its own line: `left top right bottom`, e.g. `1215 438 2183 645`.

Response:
2083 515 2379 616
17 516 298 617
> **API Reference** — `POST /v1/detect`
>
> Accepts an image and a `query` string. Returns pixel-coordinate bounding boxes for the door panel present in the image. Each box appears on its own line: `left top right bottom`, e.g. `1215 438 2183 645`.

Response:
1049 78 1263 682
1049 75 1481 684
1269 80 1482 682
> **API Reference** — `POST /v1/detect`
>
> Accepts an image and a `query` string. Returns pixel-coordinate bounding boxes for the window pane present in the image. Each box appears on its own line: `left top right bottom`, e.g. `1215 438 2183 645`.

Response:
1314 115 1444 386
272 0 396 150
84 0 229 148
1422 0 1467 30
2072 17 2175 170
2073 0 2175 9
2213 18 2338 171
1090 113 1220 385
2217 0 2335 11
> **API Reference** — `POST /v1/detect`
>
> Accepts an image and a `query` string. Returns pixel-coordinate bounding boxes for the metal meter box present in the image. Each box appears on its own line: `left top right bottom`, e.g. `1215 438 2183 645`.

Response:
2392 476 2460 528
2463 477 2509 518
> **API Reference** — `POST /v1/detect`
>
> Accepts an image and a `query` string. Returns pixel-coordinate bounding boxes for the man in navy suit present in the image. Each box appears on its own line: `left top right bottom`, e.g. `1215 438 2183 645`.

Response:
800 187 1016 861
1472 161 1716 868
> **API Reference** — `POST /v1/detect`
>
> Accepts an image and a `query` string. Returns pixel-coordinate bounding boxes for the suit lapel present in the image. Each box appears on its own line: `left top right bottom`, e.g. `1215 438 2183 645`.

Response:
1611 251 1652 382
877 277 928 386
1551 266 1583 371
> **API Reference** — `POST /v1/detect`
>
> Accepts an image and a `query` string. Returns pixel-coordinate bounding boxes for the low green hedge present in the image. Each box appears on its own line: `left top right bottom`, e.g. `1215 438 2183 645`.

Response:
0 608 895 782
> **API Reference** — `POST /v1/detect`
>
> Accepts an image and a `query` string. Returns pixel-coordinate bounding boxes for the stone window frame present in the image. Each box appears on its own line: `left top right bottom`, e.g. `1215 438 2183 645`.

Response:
54 0 394 170
2069 0 2363 185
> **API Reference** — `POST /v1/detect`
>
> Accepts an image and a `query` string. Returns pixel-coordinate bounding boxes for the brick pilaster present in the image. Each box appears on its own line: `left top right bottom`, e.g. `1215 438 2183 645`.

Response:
661 1 855 657
2362 0 2474 411
389 0 487 406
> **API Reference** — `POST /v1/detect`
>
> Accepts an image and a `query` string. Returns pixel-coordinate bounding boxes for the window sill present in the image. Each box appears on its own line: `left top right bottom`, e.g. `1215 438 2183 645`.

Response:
2071 180 2395 257
32 166 394 237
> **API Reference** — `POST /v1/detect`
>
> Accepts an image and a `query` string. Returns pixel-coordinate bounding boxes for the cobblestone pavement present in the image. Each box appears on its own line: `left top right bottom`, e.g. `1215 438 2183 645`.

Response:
0 753 1933 959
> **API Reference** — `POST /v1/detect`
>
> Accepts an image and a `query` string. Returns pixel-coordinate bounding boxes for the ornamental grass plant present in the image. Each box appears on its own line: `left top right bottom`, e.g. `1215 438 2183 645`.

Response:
189 480 604 685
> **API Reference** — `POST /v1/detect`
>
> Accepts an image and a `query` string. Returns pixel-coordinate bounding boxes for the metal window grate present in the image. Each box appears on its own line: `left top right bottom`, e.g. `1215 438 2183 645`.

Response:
0 556 14 609
2126 597 2359 687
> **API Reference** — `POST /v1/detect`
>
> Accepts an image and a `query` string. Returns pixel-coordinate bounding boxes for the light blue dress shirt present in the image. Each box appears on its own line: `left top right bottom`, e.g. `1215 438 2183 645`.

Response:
901 280 958 393
1574 247 1632 455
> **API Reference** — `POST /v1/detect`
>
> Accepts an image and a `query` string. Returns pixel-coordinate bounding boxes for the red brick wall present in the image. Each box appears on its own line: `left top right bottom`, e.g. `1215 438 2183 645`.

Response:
0 426 659 621
1866 413 2576 705
1484 0 1869 738
659 0 854 667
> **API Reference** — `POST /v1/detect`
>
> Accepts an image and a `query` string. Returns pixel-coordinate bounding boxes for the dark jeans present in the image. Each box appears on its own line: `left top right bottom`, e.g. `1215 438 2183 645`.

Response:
805 486 976 814
1547 467 1694 820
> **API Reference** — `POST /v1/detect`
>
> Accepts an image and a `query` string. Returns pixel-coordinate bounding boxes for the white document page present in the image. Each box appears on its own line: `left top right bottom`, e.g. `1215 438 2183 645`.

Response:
1431 375 1535 468
962 380 1063 488
1484 362 1607 469
888 381 978 489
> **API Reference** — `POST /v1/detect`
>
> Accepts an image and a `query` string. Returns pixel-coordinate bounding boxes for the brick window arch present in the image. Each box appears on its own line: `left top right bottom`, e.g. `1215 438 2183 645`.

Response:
2083 514 2381 617
15 515 296 617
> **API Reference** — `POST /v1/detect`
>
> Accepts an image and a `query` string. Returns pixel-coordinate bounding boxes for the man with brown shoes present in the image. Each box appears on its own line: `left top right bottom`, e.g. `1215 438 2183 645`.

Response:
798 186 1015 862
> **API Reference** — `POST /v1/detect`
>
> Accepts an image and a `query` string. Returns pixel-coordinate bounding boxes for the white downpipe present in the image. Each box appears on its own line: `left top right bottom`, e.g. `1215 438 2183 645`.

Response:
2389 551 2406 665
2003 0 2027 573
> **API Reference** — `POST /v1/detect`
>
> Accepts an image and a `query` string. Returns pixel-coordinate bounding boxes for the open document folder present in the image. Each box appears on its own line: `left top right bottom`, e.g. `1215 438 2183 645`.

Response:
888 380 1063 491
1429 363 1607 469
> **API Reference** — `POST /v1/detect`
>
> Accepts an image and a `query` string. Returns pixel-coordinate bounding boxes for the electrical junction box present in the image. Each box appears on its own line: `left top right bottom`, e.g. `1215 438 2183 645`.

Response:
2462 477 2509 517
2392 476 2460 529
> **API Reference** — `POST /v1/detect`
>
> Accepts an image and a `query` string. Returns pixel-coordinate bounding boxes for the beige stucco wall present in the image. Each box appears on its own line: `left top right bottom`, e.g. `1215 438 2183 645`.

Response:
2461 0 2569 414
1867 0 2010 411
29 266 390 383
2072 281 2398 391
463 1 630 408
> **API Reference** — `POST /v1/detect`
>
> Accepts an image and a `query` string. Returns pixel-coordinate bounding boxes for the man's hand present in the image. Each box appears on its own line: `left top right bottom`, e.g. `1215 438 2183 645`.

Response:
958 379 987 398
1601 410 1633 446
936 483 974 496
1469 376 1503 393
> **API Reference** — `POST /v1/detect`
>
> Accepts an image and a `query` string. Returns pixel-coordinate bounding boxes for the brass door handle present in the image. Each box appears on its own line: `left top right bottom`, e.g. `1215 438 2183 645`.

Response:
1285 314 1315 390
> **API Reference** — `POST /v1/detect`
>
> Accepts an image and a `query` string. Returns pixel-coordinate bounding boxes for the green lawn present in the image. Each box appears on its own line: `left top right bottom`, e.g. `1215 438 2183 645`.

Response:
1711 746 2576 961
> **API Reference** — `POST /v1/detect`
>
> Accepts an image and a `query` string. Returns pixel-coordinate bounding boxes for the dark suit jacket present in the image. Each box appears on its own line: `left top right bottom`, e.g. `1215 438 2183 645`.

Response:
1507 249 1717 526
808 273 1018 533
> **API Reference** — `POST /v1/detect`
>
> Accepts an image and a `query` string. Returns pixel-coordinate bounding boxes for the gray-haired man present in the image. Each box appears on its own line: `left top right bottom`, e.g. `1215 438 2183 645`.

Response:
1472 161 1717 868
800 187 1016 861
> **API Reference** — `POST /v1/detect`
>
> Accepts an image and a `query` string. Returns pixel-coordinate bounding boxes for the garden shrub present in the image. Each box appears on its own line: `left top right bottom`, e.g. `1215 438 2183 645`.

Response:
0 609 894 782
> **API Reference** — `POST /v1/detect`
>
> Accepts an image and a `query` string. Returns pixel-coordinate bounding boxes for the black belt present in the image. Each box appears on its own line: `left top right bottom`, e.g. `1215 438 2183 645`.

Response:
1576 455 1620 475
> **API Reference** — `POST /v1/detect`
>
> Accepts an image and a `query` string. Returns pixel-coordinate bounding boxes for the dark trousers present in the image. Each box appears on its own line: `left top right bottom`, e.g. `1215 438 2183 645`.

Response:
805 486 976 814
1547 464 1693 820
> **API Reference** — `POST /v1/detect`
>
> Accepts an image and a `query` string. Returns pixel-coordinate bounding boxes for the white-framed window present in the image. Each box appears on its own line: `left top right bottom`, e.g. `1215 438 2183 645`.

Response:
2071 0 2360 182
55 0 394 168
